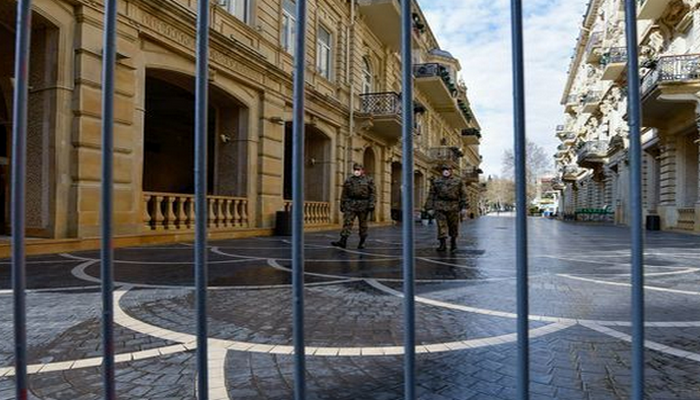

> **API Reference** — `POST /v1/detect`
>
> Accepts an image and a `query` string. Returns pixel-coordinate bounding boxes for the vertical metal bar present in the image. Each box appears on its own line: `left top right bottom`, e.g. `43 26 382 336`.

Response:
292 0 308 398
510 1 529 399
11 1 32 399
100 0 118 398
623 1 644 398
194 0 210 398
400 0 415 398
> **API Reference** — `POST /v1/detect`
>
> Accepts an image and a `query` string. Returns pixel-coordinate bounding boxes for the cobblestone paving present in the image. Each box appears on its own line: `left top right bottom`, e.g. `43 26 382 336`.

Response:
1 215 700 399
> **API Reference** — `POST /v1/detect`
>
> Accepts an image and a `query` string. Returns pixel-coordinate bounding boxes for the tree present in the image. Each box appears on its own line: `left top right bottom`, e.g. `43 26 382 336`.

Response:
484 175 515 212
501 140 551 204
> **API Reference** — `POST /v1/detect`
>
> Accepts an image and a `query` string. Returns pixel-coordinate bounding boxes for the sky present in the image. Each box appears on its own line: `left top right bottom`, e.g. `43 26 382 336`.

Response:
418 0 588 177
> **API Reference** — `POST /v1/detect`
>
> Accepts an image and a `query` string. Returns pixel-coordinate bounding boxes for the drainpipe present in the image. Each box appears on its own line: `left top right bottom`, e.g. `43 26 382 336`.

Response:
346 1 356 188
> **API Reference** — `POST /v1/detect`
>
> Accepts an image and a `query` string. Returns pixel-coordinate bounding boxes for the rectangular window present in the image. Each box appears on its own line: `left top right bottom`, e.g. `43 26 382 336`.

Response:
317 26 332 79
282 0 296 55
221 0 249 23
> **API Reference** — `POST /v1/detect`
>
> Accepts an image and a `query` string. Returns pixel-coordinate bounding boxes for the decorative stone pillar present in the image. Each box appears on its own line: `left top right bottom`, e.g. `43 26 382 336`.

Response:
695 116 700 232
656 130 677 229
603 166 614 207
658 135 677 206
256 93 286 229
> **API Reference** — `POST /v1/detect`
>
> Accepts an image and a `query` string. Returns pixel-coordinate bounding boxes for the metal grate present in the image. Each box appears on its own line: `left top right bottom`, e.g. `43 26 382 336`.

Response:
360 92 402 115
7 1 647 400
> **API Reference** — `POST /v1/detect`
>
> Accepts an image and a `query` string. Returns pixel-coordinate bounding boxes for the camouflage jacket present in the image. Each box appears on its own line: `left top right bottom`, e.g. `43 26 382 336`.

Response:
340 175 376 212
425 175 467 212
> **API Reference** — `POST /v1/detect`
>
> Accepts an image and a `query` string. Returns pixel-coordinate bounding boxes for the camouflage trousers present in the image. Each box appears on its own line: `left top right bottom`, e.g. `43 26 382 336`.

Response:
435 210 459 239
340 210 369 238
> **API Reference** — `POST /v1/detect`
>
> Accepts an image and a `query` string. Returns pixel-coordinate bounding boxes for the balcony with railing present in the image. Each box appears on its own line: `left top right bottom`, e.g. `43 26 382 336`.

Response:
357 0 401 51
640 54 700 124
414 63 456 101
563 132 576 144
551 178 565 191
557 129 576 142
561 165 581 182
461 127 482 145
637 0 672 21
581 90 602 113
143 192 249 232
413 63 470 129
585 31 603 64
428 146 463 169
642 54 700 96
360 92 402 141
462 167 480 184
564 93 579 112
357 1 425 51
601 47 627 81
576 140 608 169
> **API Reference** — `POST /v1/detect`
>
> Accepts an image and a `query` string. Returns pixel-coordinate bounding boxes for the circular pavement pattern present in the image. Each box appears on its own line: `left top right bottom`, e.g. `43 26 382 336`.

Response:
2 216 700 399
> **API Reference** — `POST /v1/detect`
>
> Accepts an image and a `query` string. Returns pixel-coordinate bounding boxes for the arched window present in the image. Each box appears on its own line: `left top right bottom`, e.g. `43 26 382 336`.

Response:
362 57 373 94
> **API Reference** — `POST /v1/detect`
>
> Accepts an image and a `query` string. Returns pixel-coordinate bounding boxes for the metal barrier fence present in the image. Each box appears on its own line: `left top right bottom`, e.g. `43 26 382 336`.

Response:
9 0 645 399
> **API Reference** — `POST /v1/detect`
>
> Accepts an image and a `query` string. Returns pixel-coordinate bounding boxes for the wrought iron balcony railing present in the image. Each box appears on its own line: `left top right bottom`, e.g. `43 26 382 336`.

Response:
413 63 457 95
461 127 482 139
561 165 580 181
566 94 579 104
551 178 565 190
360 92 402 116
641 54 700 96
428 146 463 164
557 130 576 142
582 91 602 104
462 167 480 183
584 31 603 62
601 47 627 66
577 140 608 167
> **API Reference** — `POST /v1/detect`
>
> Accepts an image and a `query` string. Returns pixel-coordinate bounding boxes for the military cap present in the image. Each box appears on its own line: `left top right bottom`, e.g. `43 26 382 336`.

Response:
353 163 364 170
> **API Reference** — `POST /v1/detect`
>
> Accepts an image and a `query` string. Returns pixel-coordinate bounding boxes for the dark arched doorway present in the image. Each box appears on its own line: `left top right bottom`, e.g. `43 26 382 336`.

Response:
391 161 402 221
143 69 250 230
0 4 59 236
283 123 332 224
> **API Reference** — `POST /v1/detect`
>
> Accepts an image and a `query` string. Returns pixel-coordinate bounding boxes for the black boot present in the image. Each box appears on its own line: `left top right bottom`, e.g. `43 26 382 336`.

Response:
436 238 447 252
450 237 457 252
331 236 347 248
357 236 367 249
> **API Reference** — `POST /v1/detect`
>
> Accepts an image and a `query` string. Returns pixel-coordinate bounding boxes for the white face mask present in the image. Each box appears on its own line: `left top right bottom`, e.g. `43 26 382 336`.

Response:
353 170 362 177
442 170 451 177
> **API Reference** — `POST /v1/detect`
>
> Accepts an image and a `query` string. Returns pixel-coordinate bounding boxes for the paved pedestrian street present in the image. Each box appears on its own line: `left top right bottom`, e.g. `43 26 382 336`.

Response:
2 215 700 399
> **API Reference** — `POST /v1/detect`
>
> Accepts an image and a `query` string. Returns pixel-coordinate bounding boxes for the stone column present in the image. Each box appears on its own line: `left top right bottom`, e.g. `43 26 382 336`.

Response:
658 131 677 229
256 93 286 229
603 167 614 208
695 116 700 232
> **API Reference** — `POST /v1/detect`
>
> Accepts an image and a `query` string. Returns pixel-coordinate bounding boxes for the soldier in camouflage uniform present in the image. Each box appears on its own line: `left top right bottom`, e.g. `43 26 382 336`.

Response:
331 163 376 249
425 165 467 252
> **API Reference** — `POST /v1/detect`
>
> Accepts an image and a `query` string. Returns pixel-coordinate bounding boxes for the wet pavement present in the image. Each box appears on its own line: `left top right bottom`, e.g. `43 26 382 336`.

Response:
1 215 700 399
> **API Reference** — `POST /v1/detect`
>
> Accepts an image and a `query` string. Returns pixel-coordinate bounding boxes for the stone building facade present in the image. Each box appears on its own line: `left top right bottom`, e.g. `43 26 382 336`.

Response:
0 0 483 247
555 0 700 232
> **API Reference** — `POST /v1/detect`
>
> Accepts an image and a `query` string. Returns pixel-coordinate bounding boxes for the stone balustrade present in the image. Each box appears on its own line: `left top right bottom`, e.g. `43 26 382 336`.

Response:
283 201 332 225
143 192 249 231
677 208 695 231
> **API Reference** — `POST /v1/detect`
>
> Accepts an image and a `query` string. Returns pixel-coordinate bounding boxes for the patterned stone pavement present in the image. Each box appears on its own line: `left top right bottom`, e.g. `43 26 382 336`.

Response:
1 215 700 399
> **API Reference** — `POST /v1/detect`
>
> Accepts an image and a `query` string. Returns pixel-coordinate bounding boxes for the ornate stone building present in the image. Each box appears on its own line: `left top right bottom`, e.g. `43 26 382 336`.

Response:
0 0 483 249
555 0 700 232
